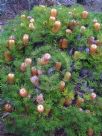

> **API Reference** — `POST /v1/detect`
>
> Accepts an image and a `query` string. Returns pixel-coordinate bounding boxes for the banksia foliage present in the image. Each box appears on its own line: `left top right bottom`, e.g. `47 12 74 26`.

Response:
0 5 102 136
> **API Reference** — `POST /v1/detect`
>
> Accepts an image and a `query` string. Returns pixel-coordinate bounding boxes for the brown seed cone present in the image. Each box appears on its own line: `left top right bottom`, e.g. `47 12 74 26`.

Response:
31 67 38 76
64 98 72 106
4 51 13 62
68 20 79 30
68 23 74 30
76 98 84 107
55 62 62 71
59 39 68 49
4 103 12 112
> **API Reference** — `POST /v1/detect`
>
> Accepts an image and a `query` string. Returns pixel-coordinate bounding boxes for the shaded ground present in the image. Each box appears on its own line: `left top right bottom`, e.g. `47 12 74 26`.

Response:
0 121 5 136
84 0 102 12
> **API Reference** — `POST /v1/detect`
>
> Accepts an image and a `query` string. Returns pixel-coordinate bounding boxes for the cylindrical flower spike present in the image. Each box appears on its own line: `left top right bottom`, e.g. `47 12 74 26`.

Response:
91 92 96 100
59 81 65 91
52 21 61 33
7 73 15 84
29 23 35 31
81 11 89 19
22 34 29 45
59 39 68 49
20 63 27 72
7 39 15 50
64 72 71 81
90 44 97 54
94 22 101 31
50 9 57 18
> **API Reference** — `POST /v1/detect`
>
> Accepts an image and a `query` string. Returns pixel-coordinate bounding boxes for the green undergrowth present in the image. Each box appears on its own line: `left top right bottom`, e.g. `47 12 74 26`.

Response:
0 5 102 136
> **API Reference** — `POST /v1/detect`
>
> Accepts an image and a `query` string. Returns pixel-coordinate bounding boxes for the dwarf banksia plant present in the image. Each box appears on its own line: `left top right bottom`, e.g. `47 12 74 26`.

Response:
0 5 102 136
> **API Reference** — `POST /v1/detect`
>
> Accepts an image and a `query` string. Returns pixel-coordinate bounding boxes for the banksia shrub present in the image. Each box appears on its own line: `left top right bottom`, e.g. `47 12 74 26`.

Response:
0 5 102 136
